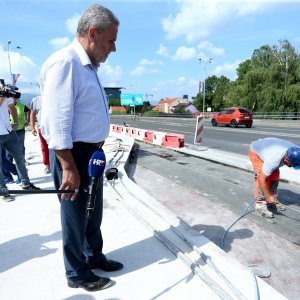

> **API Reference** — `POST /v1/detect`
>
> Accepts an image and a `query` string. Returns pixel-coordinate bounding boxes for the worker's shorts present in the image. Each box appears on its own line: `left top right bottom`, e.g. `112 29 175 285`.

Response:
248 149 279 201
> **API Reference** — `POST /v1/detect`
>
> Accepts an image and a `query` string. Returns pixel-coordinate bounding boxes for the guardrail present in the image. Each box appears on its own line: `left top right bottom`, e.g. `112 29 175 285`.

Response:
252 112 300 120
110 112 300 120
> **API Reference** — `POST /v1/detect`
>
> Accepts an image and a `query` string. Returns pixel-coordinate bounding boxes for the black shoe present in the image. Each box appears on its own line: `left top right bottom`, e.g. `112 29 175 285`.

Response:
68 274 112 292
90 259 123 272
22 183 41 191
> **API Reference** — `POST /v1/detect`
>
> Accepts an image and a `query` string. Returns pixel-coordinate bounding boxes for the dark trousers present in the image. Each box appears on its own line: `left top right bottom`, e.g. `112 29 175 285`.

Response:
0 131 30 188
2 149 18 181
49 144 106 283
2 129 25 181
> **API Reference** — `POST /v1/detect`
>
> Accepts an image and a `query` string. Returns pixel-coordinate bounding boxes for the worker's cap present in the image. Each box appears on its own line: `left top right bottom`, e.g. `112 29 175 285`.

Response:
287 146 300 170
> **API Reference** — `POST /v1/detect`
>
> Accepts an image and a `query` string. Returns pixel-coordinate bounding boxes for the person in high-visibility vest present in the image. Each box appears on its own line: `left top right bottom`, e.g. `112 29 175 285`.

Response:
249 137 300 218
2 97 30 184
10 97 30 154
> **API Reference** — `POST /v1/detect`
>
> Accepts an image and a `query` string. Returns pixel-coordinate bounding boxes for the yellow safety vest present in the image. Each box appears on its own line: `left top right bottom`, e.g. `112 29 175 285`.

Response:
10 102 27 130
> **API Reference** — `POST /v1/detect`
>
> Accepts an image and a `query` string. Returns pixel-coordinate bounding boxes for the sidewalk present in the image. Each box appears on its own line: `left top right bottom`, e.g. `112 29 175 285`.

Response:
0 131 286 299
181 144 300 186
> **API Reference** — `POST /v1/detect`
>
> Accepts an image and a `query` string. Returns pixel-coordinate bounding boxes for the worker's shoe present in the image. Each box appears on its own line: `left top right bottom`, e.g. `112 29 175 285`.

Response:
255 202 274 218
0 187 14 202
267 200 286 211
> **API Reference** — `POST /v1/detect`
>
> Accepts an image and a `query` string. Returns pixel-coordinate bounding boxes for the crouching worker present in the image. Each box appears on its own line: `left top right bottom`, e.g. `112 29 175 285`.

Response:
248 137 300 218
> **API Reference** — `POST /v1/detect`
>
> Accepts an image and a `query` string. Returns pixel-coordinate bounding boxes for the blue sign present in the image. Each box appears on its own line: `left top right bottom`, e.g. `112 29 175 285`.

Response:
121 93 144 106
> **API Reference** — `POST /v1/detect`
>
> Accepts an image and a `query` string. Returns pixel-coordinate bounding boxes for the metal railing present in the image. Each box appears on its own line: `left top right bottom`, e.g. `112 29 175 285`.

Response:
110 111 300 120
252 112 300 120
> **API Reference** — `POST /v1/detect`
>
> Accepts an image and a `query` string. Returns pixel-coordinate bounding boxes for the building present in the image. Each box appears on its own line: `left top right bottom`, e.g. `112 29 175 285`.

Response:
109 106 126 114
104 87 123 101
152 97 191 114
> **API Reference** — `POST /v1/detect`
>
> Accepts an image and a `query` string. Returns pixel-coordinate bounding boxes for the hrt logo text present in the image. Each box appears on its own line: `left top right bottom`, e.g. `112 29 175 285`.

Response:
93 159 105 166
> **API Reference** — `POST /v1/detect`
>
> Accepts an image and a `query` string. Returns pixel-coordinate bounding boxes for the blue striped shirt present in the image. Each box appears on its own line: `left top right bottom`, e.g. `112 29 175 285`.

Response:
40 39 110 150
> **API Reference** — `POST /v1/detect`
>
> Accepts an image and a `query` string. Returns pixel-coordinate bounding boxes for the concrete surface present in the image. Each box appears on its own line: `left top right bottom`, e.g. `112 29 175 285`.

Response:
0 130 288 300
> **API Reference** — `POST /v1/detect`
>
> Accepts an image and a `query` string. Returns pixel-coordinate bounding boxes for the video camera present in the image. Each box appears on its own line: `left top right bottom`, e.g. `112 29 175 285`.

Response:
0 79 21 99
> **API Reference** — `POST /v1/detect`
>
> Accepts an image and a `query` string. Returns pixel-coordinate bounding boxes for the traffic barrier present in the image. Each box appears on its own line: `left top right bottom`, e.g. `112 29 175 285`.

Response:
131 128 138 138
194 116 204 144
144 131 154 144
124 127 133 136
121 126 128 135
153 131 166 146
135 129 146 141
112 124 122 134
162 133 184 148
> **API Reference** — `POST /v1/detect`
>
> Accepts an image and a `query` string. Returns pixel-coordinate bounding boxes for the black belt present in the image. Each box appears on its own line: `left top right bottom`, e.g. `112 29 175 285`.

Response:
73 141 104 149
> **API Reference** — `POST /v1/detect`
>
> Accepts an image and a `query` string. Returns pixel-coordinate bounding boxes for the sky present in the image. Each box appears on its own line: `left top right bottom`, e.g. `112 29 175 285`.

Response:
1 0 300 104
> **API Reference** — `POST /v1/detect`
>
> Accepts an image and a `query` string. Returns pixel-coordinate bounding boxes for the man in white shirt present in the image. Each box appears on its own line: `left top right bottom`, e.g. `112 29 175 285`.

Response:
40 4 122 292
30 95 50 174
0 94 40 202
249 137 300 218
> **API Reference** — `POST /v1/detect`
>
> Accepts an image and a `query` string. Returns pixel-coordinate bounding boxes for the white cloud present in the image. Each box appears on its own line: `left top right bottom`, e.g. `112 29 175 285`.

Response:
49 37 71 50
152 76 199 99
197 41 225 57
294 37 300 44
162 0 274 42
156 44 170 57
131 65 146 76
140 58 163 66
172 46 197 61
0 46 37 86
131 58 163 76
99 62 122 86
66 13 81 34
213 60 242 80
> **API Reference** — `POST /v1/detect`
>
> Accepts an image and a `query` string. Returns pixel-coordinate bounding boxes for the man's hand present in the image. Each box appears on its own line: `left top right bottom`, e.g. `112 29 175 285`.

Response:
31 128 38 136
54 149 80 201
11 123 18 131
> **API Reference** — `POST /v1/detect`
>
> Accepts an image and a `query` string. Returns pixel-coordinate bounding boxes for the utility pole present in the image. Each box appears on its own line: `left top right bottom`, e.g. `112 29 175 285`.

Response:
7 40 12 82
198 58 213 115
145 92 153 102
6 40 22 83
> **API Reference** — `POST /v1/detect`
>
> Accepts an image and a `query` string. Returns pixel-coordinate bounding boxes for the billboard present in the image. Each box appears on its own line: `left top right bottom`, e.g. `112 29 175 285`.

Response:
121 93 144 106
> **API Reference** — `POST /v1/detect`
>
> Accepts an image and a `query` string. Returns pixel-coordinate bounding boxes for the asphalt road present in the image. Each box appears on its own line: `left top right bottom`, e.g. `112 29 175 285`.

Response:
113 116 300 243
111 116 300 156
129 141 300 246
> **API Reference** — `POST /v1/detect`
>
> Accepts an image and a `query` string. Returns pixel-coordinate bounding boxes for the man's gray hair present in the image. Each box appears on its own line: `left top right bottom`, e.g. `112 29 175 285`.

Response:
77 4 119 36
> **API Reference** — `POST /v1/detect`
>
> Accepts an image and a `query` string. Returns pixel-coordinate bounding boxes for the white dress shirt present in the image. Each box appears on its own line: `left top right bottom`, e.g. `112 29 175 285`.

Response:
0 98 13 135
40 39 110 150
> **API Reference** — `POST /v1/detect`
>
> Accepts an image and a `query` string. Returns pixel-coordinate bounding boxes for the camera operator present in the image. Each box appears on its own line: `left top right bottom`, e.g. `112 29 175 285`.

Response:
0 85 40 202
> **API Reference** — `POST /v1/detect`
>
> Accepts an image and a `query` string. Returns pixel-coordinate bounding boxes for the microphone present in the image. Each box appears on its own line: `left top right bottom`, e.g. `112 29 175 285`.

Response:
86 151 106 217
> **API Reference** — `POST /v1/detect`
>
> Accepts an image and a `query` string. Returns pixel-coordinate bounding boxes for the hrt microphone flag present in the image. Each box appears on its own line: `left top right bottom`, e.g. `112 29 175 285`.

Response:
88 151 106 177
87 151 106 215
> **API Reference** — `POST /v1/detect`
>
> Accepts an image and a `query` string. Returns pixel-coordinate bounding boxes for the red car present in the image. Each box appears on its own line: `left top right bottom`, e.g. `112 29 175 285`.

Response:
211 107 253 128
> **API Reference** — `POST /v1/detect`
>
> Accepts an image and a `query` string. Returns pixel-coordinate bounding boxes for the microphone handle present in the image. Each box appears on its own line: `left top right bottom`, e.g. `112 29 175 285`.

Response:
5 189 79 195
86 177 99 212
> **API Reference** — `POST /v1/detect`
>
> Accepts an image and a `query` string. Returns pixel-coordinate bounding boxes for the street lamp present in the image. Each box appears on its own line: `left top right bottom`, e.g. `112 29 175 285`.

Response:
129 84 138 117
107 93 112 103
198 57 213 115
7 40 22 83
145 92 153 103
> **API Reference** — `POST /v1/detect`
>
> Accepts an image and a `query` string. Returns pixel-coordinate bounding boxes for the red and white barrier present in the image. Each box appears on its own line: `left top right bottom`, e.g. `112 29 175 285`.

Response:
110 124 184 148
162 133 184 148
153 131 166 146
194 115 204 144
135 129 146 141
144 130 154 144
